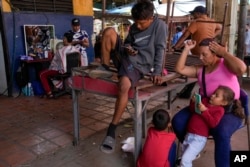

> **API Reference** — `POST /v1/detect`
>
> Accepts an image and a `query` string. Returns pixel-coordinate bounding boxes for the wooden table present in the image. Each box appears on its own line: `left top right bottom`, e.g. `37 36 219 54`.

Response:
71 66 197 165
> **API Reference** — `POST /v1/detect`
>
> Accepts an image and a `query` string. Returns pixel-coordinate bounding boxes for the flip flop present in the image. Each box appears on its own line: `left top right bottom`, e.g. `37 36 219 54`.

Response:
100 136 115 154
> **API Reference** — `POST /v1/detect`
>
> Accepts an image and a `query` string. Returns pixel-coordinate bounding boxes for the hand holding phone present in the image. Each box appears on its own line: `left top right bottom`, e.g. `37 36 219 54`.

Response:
194 93 201 114
122 45 138 56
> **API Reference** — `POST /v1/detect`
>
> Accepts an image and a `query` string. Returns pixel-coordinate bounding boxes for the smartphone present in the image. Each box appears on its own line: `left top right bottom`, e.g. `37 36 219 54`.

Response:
122 46 138 55
194 93 201 114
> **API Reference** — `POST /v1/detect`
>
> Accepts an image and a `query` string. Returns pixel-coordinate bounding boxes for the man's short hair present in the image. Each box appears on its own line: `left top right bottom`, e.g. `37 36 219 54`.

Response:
64 32 73 43
131 1 154 20
152 109 170 131
189 6 207 15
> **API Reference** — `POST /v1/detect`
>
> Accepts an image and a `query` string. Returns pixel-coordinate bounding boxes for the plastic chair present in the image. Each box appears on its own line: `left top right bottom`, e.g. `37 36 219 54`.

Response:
238 89 250 150
53 52 81 98
176 88 250 165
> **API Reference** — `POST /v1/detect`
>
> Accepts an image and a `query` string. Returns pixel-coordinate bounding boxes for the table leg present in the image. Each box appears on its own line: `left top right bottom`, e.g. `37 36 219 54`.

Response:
142 100 149 138
72 89 80 146
134 99 142 165
168 91 171 110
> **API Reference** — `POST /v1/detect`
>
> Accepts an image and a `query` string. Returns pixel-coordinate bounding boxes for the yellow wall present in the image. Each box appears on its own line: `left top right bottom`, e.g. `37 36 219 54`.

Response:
73 0 93 16
1 0 94 16
2 0 11 12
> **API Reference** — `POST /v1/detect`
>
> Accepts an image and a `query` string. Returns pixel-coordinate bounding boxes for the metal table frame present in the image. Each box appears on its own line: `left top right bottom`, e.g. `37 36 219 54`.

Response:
71 67 197 165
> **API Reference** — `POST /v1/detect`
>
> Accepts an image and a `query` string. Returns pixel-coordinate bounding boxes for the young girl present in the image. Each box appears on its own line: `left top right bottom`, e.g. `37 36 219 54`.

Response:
137 109 176 167
180 85 244 167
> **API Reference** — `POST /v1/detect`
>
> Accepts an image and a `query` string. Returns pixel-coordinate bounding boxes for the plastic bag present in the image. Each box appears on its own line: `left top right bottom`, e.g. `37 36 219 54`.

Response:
121 137 134 153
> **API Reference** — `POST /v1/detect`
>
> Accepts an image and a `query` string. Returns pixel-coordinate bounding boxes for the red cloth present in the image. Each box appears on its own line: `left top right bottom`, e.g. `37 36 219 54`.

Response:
137 127 176 167
188 98 225 137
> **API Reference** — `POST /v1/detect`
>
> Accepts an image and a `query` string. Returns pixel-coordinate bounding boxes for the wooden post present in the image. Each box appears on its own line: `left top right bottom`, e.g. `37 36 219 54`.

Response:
237 0 248 85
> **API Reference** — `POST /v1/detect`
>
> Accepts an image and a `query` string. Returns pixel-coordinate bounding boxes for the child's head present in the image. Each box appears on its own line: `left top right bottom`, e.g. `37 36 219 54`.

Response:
176 26 182 32
210 85 235 106
152 109 170 131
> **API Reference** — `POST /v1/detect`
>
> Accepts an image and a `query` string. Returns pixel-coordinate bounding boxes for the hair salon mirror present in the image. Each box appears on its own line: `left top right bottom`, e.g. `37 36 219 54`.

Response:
24 25 55 59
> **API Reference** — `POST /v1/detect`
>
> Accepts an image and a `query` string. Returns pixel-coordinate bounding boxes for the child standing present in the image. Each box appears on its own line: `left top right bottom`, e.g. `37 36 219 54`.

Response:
180 85 244 167
137 109 176 167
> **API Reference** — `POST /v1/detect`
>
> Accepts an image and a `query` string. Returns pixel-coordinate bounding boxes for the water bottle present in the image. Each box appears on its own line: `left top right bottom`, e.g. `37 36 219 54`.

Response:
27 82 31 96
30 84 34 96
44 49 48 58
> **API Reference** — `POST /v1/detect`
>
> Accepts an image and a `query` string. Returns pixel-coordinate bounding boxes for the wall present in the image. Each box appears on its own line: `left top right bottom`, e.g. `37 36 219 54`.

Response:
2 11 94 95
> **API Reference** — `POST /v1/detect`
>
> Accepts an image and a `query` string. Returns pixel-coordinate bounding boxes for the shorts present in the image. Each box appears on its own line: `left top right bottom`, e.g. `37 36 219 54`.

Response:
110 35 143 87
244 56 250 65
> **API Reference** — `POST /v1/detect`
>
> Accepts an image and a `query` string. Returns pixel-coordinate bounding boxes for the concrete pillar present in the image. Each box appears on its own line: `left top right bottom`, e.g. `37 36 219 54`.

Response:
213 0 238 54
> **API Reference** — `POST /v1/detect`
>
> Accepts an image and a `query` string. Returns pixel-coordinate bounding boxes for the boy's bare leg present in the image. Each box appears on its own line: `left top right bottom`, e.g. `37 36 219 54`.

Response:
111 76 131 124
101 27 118 66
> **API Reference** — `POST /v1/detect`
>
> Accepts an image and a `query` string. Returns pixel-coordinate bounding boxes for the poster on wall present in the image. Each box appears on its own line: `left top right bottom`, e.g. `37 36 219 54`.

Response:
23 25 55 59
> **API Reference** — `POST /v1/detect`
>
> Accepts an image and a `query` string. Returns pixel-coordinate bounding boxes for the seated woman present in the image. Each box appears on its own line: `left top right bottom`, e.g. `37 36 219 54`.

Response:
172 38 246 167
39 32 84 98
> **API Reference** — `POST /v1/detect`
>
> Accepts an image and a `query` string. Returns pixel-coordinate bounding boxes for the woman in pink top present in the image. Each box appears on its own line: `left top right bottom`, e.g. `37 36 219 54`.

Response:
172 38 246 167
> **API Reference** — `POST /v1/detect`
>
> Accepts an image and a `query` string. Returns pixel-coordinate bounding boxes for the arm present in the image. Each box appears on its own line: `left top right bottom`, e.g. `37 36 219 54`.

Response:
72 30 89 47
173 30 191 50
81 38 89 47
209 41 246 75
151 20 167 85
200 106 225 128
214 23 222 37
72 37 89 47
175 40 200 78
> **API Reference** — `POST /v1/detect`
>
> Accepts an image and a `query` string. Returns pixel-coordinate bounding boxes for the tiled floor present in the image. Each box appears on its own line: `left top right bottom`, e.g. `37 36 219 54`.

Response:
0 78 249 167
0 89 168 167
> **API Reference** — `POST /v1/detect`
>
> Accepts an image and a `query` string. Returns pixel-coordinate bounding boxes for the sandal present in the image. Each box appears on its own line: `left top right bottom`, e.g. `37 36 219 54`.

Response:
100 136 116 154
46 92 54 99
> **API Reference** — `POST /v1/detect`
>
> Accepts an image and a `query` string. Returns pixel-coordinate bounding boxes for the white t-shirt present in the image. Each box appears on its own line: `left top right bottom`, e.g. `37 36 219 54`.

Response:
245 30 250 54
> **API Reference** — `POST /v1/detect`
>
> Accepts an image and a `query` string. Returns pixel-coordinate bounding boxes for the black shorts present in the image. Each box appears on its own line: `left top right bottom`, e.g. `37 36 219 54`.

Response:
110 35 143 87
244 56 250 65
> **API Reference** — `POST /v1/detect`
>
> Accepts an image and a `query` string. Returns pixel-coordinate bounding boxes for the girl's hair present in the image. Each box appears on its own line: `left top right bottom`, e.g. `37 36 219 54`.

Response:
131 0 154 20
217 85 235 105
218 85 245 119
152 109 170 131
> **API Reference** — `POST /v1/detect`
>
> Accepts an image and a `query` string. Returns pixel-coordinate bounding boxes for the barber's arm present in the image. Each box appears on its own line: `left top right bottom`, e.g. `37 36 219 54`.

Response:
81 38 89 47
72 38 89 47
209 41 246 75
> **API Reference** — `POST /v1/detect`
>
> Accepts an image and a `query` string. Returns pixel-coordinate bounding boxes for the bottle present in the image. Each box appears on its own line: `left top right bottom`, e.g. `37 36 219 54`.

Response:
30 84 34 96
27 82 31 96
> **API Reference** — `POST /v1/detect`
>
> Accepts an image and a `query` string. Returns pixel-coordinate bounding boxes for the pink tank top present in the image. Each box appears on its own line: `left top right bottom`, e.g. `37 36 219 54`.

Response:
197 59 240 99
